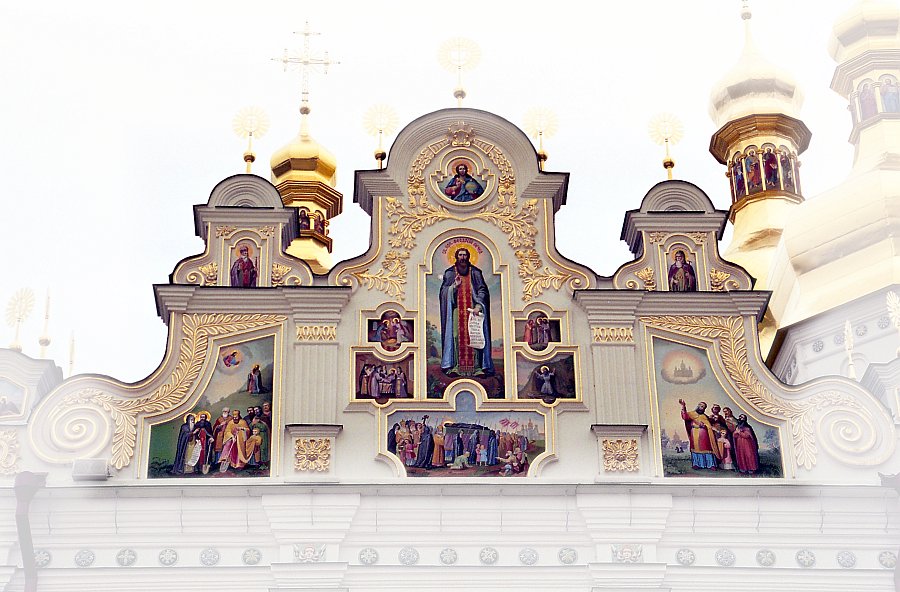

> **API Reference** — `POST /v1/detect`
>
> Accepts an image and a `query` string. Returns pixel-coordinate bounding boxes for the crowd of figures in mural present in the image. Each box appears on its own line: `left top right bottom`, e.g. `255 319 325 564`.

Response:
653 339 783 477
386 392 545 477
149 336 276 478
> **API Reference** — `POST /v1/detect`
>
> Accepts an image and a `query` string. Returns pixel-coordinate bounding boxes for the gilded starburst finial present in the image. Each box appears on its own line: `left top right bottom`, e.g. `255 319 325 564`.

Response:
648 113 684 180
272 21 340 135
5 288 34 353
232 107 270 173
523 107 559 171
38 290 50 358
363 104 398 169
438 38 481 107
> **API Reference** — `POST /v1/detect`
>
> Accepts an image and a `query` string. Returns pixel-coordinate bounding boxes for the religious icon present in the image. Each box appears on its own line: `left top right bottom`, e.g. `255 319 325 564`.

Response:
367 310 414 352
667 249 697 292
882 78 900 113
0 379 25 419
517 311 560 351
354 351 414 401
745 152 762 194
426 238 504 399
230 241 258 288
779 152 795 192
298 208 311 230
859 82 877 119
762 150 779 190
731 158 746 199
516 352 577 400
441 160 485 202
652 339 782 478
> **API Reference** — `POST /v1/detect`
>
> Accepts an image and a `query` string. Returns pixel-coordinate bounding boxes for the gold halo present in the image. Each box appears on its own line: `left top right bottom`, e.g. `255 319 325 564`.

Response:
540 365 550 373
232 241 256 258
194 409 211 421
182 412 198 424
444 241 480 266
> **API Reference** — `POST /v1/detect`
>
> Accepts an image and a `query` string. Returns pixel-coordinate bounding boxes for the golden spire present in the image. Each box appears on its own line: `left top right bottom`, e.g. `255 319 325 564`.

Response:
38 290 50 358
438 38 481 107
232 107 270 173
648 113 684 180
523 107 559 171
363 104 398 169
6 288 34 353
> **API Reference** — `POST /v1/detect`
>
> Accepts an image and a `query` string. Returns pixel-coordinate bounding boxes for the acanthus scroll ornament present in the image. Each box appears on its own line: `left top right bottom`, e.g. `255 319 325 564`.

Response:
709 268 739 292
640 315 882 470
43 314 286 470
215 225 237 238
186 263 218 286
626 267 657 291
271 263 292 287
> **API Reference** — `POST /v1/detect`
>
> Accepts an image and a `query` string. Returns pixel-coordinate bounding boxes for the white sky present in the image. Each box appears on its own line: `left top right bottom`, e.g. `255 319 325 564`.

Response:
0 1 861 381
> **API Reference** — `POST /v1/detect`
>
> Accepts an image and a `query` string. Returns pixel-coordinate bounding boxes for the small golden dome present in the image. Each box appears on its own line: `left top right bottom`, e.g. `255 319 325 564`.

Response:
270 128 337 187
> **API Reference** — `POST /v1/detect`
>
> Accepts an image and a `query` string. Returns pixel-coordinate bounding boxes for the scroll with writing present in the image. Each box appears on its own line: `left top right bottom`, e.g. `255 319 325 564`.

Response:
467 309 486 349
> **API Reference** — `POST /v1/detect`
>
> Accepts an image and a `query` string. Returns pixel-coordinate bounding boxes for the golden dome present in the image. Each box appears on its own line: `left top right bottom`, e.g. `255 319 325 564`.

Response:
270 127 337 187
708 7 803 127
828 0 900 64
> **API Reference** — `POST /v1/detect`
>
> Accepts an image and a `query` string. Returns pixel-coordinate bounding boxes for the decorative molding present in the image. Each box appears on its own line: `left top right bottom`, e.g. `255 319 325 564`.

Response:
215 225 237 238
756 549 776 567
0 430 19 475
641 315 875 470
448 121 474 147
558 548 577 565
611 544 643 564
795 549 816 568
686 232 707 244
295 324 337 342
646 232 668 244
479 547 499 565
836 550 856 569
294 544 326 563
398 547 420 566
350 248 410 298
116 548 137 567
440 548 458 565
675 548 696 566
715 548 736 567
602 439 640 472
294 438 331 472
199 548 220 567
519 548 539 565
74 549 95 568
188 262 218 286
256 225 276 237
359 547 379 565
50 313 285 469
242 548 262 566
592 326 634 344
627 267 657 291
878 550 897 569
158 548 178 567
34 549 51 568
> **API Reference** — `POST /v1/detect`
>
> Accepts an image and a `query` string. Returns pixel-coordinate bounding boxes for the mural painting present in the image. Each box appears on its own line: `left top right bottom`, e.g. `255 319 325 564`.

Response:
440 159 485 203
230 240 259 288
367 310 414 352
516 352 577 401
148 335 275 478
514 311 560 351
386 391 544 477
355 351 414 400
0 378 24 419
653 338 782 478
425 237 504 399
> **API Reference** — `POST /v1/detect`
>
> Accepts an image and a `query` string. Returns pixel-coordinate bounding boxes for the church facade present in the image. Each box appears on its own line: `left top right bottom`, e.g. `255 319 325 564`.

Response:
3 3 900 592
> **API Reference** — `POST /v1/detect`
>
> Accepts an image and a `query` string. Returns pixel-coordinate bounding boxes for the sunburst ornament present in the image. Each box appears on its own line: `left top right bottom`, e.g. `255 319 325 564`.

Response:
232 107 270 173
6 288 35 352
648 113 684 180
524 107 559 169
438 38 481 106
363 104 398 168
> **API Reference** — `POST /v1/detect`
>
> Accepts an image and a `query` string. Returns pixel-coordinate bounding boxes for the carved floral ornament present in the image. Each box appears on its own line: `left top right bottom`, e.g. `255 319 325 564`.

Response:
295 438 331 472
641 315 893 470
0 430 19 475
30 314 286 470
602 439 639 472
345 122 585 301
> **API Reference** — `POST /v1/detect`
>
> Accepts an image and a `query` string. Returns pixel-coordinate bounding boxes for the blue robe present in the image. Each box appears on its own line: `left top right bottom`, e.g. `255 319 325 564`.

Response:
439 264 495 375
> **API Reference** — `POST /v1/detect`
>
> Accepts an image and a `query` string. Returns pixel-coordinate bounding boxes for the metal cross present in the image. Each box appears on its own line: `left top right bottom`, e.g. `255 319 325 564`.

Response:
272 21 339 115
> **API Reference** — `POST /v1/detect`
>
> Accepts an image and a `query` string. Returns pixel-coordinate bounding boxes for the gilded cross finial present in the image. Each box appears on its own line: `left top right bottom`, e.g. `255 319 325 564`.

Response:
38 290 51 358
363 104 398 169
232 107 270 173
438 38 481 107
5 288 34 353
524 107 559 171
648 113 684 180
272 22 340 132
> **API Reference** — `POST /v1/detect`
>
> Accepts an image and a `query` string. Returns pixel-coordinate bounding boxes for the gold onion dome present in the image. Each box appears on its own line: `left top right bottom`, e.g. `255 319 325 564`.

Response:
828 0 900 64
708 6 803 127
270 125 338 187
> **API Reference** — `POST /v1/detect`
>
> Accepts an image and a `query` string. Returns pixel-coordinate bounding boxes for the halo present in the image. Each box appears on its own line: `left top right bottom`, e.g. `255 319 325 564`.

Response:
540 365 550 373
182 412 198 424
445 242 480 266
232 241 256 258
447 157 475 177
194 409 211 421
